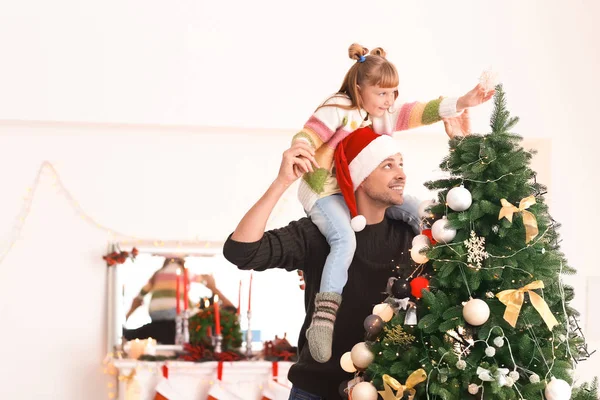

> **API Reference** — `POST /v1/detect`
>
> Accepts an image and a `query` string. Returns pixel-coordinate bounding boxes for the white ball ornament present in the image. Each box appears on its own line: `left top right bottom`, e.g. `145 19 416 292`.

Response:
372 303 394 322
485 346 496 357
456 360 467 370
350 382 378 400
468 384 479 395
412 234 431 247
505 377 515 387
509 371 520 381
431 217 456 243
529 374 540 384
493 336 505 347
418 199 436 219
410 244 429 264
350 342 374 369
462 298 490 326
447 186 472 212
545 377 572 400
340 351 356 373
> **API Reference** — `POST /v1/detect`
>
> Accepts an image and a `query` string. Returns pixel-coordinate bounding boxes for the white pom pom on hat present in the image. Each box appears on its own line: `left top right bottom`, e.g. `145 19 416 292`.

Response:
350 215 367 232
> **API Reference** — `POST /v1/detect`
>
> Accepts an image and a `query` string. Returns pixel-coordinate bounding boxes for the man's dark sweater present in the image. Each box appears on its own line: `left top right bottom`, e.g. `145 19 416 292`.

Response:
223 216 414 399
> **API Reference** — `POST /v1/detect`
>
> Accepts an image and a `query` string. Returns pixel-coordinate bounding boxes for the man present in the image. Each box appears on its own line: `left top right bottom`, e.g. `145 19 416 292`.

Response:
224 125 430 399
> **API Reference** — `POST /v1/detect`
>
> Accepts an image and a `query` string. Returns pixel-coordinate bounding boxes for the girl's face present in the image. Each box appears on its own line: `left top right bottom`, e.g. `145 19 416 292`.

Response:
358 84 398 117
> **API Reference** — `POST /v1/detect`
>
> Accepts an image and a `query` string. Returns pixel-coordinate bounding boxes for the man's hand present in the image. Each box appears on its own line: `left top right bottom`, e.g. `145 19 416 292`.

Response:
443 108 472 138
456 83 495 111
276 141 319 187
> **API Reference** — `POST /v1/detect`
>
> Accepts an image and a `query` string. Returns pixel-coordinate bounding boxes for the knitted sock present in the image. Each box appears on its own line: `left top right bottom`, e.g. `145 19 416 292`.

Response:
306 292 342 363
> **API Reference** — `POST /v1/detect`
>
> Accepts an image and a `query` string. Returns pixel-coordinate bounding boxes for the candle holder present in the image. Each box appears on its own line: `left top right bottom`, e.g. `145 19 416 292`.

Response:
245 310 253 358
174 313 184 345
213 334 223 353
182 309 190 344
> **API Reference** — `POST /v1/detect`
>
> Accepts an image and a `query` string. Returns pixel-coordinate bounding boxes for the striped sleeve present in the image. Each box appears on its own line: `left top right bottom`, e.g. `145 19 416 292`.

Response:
392 97 460 132
292 94 352 149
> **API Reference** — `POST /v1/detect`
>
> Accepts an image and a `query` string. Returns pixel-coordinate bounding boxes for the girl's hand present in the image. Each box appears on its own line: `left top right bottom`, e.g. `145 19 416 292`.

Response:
457 83 495 111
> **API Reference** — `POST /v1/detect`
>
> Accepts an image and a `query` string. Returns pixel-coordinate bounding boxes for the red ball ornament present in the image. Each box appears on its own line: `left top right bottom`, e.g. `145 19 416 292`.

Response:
410 276 430 299
421 229 437 245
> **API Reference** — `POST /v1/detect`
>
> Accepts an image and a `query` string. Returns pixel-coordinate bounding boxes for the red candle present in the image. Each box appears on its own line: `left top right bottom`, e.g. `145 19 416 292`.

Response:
248 272 253 312
214 294 221 336
175 268 181 315
183 267 189 311
237 280 242 315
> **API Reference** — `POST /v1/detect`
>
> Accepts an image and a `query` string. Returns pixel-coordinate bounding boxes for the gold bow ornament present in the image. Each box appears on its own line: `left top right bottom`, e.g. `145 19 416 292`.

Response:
496 280 558 330
498 195 539 243
378 370 427 400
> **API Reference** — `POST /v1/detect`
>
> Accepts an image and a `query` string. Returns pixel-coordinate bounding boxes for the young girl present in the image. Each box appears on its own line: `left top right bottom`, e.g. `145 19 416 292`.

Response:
292 43 494 363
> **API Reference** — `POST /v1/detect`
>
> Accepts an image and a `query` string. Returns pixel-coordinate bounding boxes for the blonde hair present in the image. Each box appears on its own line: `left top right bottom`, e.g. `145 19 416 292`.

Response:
318 43 399 112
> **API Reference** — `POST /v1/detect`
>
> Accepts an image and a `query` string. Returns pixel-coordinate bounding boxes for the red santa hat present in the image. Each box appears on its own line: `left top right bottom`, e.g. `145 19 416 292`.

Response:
334 127 401 232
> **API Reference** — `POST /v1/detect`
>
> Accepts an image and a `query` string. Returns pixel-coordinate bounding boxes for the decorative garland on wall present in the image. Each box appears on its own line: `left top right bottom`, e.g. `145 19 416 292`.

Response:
0 161 227 266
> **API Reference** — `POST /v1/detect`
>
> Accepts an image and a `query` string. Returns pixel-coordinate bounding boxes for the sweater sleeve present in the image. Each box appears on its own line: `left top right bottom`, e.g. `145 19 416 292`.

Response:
223 218 325 272
292 94 353 149
387 96 460 132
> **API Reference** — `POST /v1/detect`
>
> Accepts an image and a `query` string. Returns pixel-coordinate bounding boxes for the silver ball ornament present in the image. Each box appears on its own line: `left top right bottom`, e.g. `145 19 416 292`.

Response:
462 298 490 326
431 217 456 243
350 382 378 400
447 186 472 211
340 352 356 373
350 342 374 369
410 243 429 264
545 377 572 400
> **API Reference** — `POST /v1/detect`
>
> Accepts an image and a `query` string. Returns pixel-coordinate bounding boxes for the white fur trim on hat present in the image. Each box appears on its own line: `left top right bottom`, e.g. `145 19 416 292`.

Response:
348 135 401 189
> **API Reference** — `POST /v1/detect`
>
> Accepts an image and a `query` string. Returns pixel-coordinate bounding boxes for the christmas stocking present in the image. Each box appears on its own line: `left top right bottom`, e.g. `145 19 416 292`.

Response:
206 362 244 400
154 365 185 400
261 362 292 400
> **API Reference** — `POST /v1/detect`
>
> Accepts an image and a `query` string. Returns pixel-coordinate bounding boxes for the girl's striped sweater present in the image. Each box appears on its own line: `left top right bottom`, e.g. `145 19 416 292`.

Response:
293 93 459 212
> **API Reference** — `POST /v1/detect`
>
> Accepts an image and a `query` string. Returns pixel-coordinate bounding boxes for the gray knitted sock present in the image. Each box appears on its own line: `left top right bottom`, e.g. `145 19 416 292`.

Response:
306 292 342 363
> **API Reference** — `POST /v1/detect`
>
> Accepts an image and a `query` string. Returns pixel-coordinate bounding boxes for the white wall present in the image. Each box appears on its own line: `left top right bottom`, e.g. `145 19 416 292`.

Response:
0 0 599 398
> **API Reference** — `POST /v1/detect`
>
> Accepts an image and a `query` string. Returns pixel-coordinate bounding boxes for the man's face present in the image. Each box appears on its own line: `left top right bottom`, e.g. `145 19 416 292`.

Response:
359 153 406 206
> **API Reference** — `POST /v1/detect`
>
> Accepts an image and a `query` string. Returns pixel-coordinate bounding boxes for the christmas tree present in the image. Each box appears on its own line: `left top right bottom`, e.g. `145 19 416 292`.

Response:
342 86 596 400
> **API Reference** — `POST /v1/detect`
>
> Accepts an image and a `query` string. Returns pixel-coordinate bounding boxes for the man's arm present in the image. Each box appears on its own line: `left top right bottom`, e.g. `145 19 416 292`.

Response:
224 141 322 272
231 141 317 243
